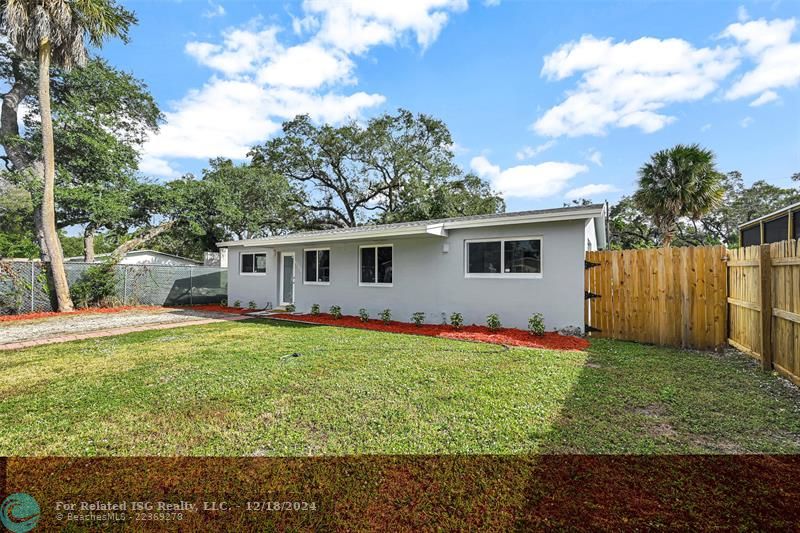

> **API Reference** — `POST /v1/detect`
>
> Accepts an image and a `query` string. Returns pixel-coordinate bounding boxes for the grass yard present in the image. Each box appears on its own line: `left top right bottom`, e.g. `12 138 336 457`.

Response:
1 318 799 456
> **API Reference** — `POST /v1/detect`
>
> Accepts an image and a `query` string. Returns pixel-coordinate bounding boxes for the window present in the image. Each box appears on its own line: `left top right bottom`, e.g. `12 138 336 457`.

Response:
304 248 330 284
360 245 392 285
240 252 267 274
466 238 542 278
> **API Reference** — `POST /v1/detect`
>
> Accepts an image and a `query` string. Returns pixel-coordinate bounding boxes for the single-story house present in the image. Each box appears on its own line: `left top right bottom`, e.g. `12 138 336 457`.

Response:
218 204 607 331
66 249 202 266
739 201 800 246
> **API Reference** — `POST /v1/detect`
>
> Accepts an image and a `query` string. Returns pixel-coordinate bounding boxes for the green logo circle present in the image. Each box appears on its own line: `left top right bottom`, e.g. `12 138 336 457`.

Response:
0 493 40 533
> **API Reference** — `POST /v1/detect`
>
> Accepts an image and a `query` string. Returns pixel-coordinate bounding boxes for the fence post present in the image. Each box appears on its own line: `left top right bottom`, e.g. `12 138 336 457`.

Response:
189 266 193 306
30 263 35 313
759 244 772 371
123 266 128 306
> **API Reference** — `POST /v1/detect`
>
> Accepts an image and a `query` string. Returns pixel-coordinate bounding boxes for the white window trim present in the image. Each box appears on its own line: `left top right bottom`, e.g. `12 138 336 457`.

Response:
303 247 331 285
358 243 394 287
464 236 543 279
240 252 267 276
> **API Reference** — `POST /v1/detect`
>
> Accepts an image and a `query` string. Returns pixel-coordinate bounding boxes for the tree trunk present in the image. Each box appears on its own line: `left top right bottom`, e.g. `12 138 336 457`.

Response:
108 221 176 265
38 41 73 312
83 224 96 263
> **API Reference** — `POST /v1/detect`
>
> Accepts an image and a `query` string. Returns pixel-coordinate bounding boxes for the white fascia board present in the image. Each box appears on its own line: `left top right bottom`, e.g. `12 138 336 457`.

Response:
217 208 603 248
218 226 430 248
441 208 604 231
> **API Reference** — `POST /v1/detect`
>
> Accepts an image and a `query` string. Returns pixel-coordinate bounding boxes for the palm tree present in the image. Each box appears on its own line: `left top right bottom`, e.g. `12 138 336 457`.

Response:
634 144 725 247
0 0 135 311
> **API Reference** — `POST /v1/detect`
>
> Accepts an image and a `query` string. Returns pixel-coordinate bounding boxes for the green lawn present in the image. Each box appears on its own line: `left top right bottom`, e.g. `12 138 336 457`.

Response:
1 318 799 456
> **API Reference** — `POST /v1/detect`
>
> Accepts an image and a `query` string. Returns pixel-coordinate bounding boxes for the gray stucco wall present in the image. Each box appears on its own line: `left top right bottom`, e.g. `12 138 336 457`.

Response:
226 219 586 331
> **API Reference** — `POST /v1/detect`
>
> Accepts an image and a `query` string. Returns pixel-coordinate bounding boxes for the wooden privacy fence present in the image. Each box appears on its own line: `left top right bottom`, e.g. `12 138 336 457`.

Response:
585 241 800 385
584 245 728 350
728 240 800 385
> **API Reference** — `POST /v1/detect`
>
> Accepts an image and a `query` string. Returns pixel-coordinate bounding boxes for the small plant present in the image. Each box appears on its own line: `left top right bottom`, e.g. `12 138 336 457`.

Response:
220 299 227 307
411 312 425 327
379 308 392 324
329 305 342 319
450 312 463 330
310 303 320 315
247 300 257 310
232 300 241 308
486 313 501 331
528 312 545 336
359 308 369 322
285 303 296 312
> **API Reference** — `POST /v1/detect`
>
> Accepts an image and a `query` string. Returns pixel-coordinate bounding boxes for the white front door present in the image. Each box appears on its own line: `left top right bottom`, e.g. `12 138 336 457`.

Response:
279 252 295 306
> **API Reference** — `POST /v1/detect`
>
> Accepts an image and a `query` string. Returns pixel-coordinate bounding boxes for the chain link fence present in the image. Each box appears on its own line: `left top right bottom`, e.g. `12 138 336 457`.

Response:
0 261 227 315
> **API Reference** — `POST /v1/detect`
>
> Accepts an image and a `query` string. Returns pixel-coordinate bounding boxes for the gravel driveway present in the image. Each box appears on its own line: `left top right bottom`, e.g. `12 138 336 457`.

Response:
0 308 244 346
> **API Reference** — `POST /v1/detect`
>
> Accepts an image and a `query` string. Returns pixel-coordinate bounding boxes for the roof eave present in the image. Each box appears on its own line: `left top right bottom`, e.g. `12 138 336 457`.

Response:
216 206 605 248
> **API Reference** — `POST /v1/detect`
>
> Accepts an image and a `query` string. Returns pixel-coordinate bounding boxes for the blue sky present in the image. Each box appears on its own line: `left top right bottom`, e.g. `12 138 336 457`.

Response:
102 0 800 213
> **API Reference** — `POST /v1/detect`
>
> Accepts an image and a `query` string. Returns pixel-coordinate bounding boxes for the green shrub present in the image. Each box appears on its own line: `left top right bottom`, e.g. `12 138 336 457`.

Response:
70 264 118 308
411 312 425 326
486 313 501 331
232 300 241 308
285 303 296 312
358 308 369 322
379 308 392 324
247 300 257 310
528 313 545 336
310 303 320 315
220 299 227 307
450 312 464 330
329 305 342 319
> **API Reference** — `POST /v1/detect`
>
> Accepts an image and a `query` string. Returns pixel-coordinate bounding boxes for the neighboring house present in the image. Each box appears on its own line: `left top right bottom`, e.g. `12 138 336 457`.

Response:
219 204 607 330
739 201 800 246
66 250 202 266
203 249 229 268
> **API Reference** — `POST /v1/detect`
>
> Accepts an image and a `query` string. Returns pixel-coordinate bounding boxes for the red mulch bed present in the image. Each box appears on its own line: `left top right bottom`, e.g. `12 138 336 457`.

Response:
0 305 163 323
272 313 589 351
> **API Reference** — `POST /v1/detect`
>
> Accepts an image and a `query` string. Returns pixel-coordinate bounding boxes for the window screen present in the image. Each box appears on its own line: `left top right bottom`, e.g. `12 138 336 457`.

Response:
793 211 800 240
503 239 541 274
764 215 788 244
467 241 501 274
360 246 391 284
740 226 761 247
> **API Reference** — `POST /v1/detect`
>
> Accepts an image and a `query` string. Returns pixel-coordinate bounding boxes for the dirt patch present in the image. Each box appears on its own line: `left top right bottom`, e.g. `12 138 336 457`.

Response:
632 403 668 417
650 423 677 438
271 313 589 351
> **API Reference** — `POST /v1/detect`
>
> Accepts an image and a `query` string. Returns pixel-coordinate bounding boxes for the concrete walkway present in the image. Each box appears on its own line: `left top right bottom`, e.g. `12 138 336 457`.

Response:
0 309 250 350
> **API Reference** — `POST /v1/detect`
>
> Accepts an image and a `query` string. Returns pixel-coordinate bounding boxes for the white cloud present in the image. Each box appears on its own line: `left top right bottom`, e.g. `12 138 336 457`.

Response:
470 155 588 198
587 149 602 166
749 89 779 106
146 1 466 169
701 123 712 131
515 140 556 160
186 26 281 76
305 0 468 54
722 18 800 101
202 1 225 19
256 44 355 88
139 155 181 178
564 183 619 200
740 116 753 128
533 35 740 137
737 6 749 23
